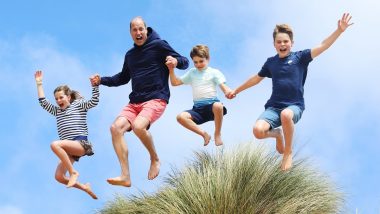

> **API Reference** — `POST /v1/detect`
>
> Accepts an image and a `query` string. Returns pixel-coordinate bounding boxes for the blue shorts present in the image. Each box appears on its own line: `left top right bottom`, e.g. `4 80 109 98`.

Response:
257 105 303 129
186 103 227 125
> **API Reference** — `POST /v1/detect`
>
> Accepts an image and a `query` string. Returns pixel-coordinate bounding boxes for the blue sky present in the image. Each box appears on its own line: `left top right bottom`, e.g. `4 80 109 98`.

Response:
1 0 379 213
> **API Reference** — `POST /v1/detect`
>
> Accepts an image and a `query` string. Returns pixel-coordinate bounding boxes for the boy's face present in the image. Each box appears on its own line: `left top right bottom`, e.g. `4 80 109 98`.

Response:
192 56 209 71
54 90 71 109
274 32 293 58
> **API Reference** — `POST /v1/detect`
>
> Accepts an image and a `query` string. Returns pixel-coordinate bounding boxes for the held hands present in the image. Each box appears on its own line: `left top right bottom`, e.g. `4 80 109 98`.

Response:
225 90 237 99
90 74 101 86
35 70 43 85
165 56 178 70
338 13 354 33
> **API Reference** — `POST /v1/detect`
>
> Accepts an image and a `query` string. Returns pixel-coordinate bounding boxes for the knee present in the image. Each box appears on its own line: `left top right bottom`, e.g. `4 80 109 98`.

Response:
176 112 189 123
281 109 294 122
253 124 266 139
54 173 66 184
110 123 123 136
50 141 60 152
212 102 223 112
132 123 146 135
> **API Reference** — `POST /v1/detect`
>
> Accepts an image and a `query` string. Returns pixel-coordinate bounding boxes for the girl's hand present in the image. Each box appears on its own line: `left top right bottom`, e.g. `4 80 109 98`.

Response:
35 70 43 84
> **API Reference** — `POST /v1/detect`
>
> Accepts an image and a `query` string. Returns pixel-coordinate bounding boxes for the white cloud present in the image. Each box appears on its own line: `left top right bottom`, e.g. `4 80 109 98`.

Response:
0 205 23 214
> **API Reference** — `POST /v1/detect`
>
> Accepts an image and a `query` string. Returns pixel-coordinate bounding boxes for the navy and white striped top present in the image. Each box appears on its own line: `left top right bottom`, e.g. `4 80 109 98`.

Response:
39 86 99 140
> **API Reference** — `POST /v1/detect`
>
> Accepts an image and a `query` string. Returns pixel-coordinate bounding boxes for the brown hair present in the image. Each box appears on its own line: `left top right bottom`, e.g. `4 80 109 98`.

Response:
273 24 293 42
54 85 82 103
190 44 210 60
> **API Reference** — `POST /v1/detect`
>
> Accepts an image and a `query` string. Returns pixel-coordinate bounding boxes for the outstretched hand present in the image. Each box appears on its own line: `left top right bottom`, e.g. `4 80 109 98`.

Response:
35 70 43 83
338 13 353 33
90 74 101 86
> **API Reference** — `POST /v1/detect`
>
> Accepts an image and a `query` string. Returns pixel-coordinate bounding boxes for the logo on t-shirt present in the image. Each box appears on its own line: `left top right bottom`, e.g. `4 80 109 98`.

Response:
287 60 293 65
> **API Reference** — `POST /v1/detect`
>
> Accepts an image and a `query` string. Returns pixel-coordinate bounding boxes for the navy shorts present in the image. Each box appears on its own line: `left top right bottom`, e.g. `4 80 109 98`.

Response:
186 103 227 125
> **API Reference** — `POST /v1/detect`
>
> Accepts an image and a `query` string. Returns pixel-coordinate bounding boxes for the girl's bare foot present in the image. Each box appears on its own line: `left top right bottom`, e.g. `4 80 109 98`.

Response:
281 153 293 171
67 171 79 188
202 132 211 146
148 159 160 180
107 176 131 187
214 134 223 146
83 183 98 199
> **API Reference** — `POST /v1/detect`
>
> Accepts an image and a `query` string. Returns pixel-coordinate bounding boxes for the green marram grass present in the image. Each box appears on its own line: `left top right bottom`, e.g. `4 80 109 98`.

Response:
98 143 344 214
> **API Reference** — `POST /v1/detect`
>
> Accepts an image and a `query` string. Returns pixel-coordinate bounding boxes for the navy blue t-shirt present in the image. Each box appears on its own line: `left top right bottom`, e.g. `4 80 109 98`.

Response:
258 49 313 110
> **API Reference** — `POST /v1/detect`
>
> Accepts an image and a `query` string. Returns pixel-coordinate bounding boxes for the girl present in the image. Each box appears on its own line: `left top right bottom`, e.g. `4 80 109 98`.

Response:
35 70 99 199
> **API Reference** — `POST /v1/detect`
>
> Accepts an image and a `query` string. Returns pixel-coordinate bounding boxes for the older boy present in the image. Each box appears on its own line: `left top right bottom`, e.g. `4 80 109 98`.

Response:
227 13 353 171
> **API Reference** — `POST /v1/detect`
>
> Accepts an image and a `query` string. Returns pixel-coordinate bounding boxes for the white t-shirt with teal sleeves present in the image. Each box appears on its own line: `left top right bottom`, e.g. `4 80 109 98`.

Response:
180 66 226 107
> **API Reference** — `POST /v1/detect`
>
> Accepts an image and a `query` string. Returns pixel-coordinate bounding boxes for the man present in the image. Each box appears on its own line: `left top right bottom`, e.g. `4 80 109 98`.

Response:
91 16 189 187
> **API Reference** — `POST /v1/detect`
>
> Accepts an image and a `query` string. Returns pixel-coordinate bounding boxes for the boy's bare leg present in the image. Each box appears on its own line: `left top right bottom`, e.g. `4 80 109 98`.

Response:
212 102 224 146
177 112 211 146
107 117 132 187
253 120 284 154
133 116 161 180
50 140 86 188
55 163 98 199
280 109 295 171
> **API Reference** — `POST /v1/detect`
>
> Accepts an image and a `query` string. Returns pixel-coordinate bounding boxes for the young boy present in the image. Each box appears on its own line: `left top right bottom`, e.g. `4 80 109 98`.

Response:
227 13 353 171
168 44 231 146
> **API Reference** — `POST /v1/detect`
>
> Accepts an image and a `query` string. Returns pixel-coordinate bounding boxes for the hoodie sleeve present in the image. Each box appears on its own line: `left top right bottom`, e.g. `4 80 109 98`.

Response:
160 40 189 70
100 55 131 87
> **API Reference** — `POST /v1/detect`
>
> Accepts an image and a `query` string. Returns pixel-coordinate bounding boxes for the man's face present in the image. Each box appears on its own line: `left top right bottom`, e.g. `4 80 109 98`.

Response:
130 19 148 46
274 32 293 58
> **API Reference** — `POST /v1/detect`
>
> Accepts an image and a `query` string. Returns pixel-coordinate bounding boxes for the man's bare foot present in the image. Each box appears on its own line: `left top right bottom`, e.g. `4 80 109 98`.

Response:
107 176 131 187
83 183 98 199
273 128 284 154
148 159 160 180
281 153 293 171
67 171 79 188
214 134 223 146
202 132 211 146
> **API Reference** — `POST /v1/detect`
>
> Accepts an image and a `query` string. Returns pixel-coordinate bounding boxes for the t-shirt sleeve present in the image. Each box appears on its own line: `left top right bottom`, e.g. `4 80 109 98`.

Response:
300 49 313 66
180 69 192 85
258 59 271 78
213 69 226 85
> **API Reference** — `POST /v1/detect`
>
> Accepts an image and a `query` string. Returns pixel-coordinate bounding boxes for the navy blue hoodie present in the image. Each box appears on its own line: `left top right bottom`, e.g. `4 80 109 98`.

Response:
100 27 189 103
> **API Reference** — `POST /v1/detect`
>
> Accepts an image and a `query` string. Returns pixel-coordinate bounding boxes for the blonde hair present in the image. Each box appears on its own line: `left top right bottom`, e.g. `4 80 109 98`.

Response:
54 85 82 103
273 24 294 42
190 44 210 60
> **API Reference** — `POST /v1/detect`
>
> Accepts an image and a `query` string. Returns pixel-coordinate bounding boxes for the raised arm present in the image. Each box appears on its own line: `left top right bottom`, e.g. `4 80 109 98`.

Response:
227 74 264 99
34 70 45 98
168 67 183 86
311 13 353 59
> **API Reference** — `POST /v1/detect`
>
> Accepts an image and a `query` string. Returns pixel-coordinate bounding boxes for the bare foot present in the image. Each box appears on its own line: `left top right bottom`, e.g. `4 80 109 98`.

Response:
281 153 293 171
214 134 223 146
83 183 98 199
273 128 284 154
107 176 131 187
202 132 211 146
148 159 160 180
67 171 79 188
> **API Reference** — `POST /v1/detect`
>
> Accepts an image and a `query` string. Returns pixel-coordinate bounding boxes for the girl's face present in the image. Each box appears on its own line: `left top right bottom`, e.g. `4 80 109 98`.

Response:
192 56 209 71
54 90 71 109
274 32 293 58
